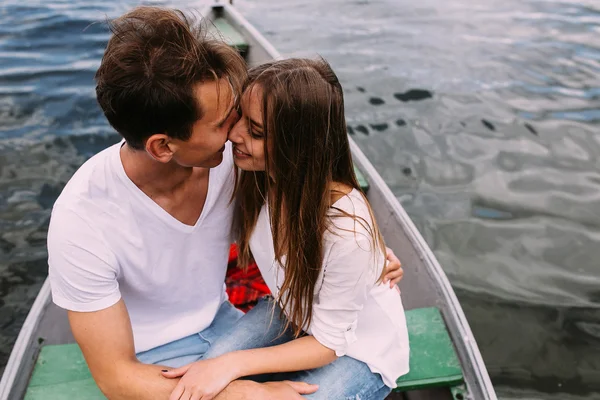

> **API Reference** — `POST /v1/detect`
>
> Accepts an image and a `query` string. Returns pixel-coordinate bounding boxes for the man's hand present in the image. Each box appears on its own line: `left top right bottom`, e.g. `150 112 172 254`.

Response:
256 381 319 399
382 246 404 288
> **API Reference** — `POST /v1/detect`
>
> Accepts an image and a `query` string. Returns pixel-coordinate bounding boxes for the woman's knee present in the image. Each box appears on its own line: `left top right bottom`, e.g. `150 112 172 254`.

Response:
294 356 389 400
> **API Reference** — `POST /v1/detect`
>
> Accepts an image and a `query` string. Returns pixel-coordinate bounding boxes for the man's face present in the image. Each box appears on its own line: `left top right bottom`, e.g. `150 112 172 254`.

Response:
169 78 238 168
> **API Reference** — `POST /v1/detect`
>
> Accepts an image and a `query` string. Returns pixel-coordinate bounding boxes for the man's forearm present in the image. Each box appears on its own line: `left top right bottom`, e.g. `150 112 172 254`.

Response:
104 363 256 400
215 380 260 400
100 362 179 400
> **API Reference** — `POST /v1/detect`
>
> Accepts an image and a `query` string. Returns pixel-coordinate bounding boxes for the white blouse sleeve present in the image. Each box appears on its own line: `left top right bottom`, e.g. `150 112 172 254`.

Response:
310 235 383 356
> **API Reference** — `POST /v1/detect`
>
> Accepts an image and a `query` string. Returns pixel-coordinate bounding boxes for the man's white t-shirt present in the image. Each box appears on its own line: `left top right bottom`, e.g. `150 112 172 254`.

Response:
48 141 235 353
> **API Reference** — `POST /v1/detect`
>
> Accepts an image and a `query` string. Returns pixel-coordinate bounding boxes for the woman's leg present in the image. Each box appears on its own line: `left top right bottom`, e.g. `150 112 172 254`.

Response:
274 355 391 400
201 296 295 360
136 300 243 368
201 298 391 399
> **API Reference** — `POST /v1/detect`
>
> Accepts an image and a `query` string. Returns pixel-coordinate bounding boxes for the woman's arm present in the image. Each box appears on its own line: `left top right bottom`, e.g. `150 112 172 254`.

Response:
162 336 331 400
228 335 337 377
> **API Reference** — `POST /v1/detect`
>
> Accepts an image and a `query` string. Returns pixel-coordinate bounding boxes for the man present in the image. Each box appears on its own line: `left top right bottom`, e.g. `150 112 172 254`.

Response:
47 6 403 400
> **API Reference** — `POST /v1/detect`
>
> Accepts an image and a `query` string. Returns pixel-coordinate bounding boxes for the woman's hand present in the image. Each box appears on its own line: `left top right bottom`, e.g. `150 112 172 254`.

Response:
162 355 240 400
383 247 404 287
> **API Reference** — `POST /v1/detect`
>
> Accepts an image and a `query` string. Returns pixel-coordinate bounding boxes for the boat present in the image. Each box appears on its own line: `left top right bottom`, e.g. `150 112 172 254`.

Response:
0 3 497 399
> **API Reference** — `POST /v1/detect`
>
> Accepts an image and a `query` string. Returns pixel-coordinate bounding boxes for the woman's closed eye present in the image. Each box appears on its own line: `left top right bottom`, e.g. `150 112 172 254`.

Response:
248 122 264 139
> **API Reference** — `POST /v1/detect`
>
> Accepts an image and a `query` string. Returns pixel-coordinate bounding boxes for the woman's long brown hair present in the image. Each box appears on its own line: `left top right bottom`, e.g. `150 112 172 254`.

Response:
234 58 386 337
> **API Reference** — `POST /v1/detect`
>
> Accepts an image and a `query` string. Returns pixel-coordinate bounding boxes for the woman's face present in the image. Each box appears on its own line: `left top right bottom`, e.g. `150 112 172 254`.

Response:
228 85 267 172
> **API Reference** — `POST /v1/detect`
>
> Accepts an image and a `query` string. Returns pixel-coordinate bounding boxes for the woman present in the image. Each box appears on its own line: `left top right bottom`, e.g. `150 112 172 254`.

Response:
163 58 410 400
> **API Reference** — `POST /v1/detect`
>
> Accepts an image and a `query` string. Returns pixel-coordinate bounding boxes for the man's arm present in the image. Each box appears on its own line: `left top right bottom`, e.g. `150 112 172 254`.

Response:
216 381 317 400
70 300 316 400
68 299 179 399
49 205 176 398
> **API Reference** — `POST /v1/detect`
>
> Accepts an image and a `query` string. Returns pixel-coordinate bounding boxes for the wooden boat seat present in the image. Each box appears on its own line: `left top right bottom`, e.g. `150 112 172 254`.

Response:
207 17 249 55
24 344 104 399
394 307 465 397
23 307 464 399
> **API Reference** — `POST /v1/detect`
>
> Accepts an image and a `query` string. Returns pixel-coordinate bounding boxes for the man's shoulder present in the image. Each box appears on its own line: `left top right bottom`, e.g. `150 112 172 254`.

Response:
54 142 121 212
48 144 123 256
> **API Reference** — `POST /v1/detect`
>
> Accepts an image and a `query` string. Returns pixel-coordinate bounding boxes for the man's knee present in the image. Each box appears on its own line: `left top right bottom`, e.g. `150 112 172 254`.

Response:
295 357 387 400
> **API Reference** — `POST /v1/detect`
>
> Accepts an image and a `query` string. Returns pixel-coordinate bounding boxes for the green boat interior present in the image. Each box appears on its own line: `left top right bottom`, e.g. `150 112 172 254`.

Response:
24 307 465 400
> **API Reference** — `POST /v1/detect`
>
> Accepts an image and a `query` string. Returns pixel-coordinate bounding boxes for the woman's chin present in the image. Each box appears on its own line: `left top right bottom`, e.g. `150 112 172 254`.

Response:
234 161 249 171
233 158 263 172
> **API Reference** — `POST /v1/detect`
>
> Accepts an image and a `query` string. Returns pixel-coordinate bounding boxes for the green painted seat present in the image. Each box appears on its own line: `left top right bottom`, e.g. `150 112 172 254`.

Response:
394 307 464 392
207 18 249 55
25 344 105 399
24 307 463 399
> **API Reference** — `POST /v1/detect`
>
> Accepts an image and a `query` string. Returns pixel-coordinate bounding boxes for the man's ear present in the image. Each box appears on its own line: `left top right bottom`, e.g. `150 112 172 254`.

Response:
145 134 175 163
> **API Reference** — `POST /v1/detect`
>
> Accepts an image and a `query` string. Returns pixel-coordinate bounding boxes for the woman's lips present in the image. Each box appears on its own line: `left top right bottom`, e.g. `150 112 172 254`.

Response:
233 146 251 158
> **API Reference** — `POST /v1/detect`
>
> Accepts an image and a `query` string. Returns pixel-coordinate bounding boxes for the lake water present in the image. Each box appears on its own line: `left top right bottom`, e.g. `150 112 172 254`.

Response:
1 0 599 398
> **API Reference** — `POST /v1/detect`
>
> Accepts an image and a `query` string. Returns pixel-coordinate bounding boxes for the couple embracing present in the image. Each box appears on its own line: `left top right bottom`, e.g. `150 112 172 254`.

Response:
48 6 409 400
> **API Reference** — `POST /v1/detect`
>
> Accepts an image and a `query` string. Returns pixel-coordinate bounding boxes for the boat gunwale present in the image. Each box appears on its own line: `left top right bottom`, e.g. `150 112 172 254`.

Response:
348 140 497 399
0 280 52 400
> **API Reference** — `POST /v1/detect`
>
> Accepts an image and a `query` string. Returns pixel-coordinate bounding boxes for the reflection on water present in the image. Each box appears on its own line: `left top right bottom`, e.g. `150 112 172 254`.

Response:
1 0 600 398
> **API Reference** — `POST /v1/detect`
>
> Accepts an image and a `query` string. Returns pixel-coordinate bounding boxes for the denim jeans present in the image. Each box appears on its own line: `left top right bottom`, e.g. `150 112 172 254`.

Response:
202 297 391 400
136 300 244 368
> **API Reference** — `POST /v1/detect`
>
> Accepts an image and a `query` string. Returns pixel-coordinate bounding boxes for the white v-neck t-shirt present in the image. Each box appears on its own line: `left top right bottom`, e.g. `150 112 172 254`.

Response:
48 142 235 353
249 189 410 388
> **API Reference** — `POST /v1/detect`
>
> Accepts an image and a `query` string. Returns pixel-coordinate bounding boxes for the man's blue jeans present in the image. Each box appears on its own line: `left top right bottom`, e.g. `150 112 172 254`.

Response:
137 298 391 399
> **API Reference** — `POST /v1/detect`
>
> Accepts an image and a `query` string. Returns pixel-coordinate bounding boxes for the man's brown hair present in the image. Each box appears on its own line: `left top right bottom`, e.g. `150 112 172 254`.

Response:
95 7 246 149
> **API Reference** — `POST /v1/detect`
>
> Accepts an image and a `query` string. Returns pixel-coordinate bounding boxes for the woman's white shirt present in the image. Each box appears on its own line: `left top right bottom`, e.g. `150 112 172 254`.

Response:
248 189 410 388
